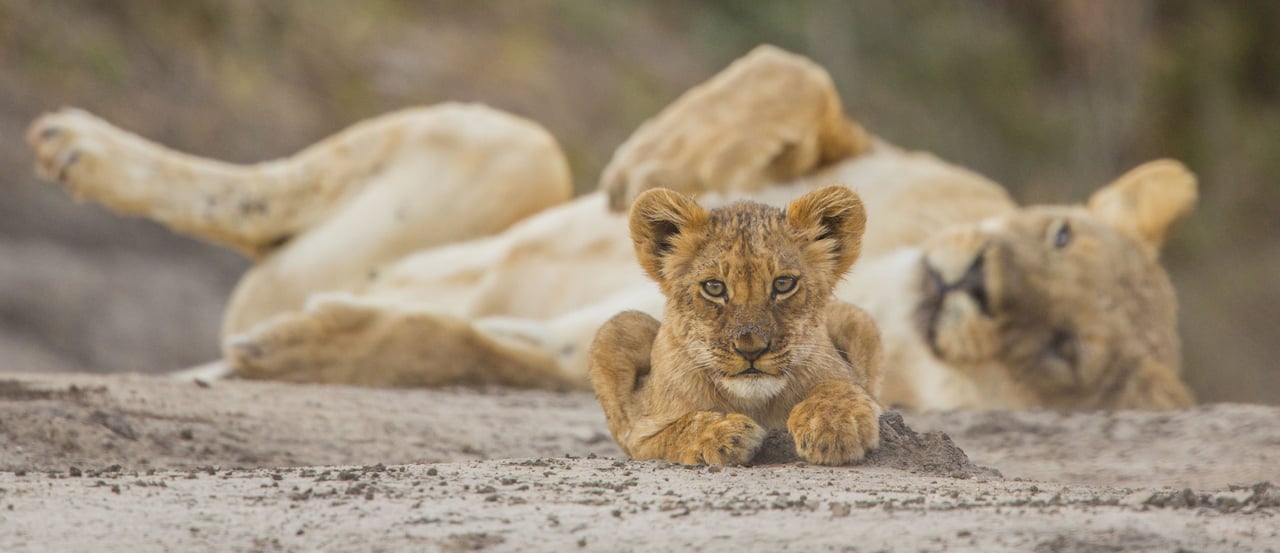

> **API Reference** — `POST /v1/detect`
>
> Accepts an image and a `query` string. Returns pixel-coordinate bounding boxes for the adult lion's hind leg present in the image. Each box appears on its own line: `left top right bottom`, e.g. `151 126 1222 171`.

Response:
27 104 570 259
228 294 576 390
217 104 572 337
28 108 376 257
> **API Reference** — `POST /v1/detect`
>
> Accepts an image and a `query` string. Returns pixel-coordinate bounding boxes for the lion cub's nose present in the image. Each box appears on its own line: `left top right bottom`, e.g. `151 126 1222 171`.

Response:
732 333 770 361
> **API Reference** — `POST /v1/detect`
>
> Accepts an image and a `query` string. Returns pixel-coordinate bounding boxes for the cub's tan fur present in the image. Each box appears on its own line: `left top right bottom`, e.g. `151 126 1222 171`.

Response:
26 45 1197 410
590 186 882 465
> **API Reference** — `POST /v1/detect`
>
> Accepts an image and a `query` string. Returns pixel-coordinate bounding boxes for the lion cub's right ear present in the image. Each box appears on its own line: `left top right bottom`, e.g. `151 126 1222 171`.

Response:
629 188 710 284
786 185 867 279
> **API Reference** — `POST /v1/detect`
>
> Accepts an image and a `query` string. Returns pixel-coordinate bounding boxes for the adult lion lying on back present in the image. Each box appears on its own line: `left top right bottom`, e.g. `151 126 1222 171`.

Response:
26 46 1196 410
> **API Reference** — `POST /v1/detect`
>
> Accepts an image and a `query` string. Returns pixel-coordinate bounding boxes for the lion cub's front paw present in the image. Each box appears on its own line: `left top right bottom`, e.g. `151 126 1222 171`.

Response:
788 382 881 466
686 413 767 466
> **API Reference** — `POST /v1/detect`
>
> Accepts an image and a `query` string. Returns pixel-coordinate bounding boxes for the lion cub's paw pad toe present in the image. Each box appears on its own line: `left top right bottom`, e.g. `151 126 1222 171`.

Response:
691 414 767 466
789 402 880 466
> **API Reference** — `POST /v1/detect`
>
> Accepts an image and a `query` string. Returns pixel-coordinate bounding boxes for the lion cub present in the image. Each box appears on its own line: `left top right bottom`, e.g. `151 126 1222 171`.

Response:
590 185 884 466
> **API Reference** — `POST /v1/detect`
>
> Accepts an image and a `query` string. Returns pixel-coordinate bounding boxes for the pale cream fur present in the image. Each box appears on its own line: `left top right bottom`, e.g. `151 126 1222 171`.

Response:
29 104 572 338
26 46 1196 410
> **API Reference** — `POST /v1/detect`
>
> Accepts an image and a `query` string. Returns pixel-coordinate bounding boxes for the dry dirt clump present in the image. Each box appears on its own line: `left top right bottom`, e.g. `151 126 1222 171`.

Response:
1142 481 1280 513
753 412 1000 479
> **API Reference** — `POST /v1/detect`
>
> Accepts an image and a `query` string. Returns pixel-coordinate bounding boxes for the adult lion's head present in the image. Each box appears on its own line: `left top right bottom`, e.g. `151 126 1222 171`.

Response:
916 160 1197 409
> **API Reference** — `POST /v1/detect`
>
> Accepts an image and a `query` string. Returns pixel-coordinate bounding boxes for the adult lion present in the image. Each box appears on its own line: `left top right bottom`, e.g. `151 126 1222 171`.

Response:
26 46 1196 410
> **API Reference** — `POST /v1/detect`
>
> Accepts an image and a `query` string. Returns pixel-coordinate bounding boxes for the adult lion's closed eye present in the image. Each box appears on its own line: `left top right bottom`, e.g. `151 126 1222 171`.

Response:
589 185 884 466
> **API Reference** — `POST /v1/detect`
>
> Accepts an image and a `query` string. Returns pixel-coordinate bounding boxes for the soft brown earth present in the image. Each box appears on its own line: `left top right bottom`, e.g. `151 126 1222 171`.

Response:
0 372 1277 552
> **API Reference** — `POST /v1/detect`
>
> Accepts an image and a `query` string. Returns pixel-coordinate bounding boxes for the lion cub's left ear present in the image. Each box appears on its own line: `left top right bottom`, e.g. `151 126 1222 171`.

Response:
786 185 867 277
1088 159 1197 256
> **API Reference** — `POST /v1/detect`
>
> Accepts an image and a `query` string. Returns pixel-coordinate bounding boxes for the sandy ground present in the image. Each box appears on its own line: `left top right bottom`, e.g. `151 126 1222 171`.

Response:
0 372 1277 552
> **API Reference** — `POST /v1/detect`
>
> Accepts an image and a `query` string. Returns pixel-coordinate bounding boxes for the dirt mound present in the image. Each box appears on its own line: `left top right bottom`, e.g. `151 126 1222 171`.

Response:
753 412 999 479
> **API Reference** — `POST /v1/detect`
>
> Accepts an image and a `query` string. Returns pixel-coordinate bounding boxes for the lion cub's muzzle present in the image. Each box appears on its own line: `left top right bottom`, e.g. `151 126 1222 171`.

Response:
724 330 782 376
732 332 770 361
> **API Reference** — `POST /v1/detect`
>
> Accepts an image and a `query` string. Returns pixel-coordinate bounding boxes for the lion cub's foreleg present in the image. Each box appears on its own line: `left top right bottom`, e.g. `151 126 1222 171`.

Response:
629 411 767 466
590 311 768 464
824 302 886 400
788 380 881 465
589 311 766 465
786 302 886 466
588 311 661 448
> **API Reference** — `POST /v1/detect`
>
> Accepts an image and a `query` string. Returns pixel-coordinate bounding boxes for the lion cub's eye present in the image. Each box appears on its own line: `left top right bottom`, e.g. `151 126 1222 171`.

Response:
773 276 797 295
701 279 726 298
1053 222 1072 249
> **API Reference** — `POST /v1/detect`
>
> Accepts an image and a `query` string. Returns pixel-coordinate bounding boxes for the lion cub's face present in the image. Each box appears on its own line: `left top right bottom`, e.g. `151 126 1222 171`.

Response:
915 160 1197 409
630 185 866 401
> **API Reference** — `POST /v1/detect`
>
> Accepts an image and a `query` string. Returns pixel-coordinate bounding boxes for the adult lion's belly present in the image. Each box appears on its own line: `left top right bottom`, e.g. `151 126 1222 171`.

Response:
459 192 646 320
809 144 1016 257
359 192 644 321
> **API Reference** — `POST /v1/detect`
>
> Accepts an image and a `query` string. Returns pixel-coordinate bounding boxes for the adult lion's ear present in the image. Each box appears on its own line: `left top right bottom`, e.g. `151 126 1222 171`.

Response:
1088 159 1197 256
786 184 867 277
629 188 708 284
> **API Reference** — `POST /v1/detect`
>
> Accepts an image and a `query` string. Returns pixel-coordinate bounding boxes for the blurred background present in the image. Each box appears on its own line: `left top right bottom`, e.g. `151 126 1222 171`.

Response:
0 1 1275 403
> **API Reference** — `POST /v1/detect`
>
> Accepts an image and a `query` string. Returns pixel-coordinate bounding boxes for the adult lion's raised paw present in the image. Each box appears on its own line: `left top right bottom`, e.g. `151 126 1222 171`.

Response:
788 381 881 466
599 45 869 211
